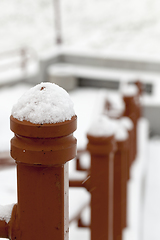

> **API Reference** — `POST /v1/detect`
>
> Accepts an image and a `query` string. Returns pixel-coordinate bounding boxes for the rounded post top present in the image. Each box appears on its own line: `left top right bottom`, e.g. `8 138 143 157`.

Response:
10 82 77 165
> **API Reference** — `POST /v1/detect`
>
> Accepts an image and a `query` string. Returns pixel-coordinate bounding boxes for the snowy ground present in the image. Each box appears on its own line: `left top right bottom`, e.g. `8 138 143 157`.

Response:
1 0 160 58
142 137 160 240
0 83 160 240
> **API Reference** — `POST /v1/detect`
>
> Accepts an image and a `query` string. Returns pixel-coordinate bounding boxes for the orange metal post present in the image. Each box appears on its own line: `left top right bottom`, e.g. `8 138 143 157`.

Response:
120 117 134 179
87 134 116 240
123 93 138 160
0 114 77 239
0 220 8 238
113 134 129 240
134 80 143 95
122 82 143 162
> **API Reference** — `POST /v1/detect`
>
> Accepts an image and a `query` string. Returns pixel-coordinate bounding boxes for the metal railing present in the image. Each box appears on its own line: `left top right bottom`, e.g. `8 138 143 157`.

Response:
0 81 143 240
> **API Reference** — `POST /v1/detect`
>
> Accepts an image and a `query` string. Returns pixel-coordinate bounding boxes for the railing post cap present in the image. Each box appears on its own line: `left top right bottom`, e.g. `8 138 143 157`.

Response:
10 115 77 138
87 134 116 156
10 82 77 165
120 83 138 97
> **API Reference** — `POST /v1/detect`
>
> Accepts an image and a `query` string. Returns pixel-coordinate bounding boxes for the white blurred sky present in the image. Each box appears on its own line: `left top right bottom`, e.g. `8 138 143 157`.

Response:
0 0 160 56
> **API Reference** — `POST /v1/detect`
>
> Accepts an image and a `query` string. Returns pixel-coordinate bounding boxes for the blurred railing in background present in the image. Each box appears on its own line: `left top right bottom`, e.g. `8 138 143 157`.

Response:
0 48 38 73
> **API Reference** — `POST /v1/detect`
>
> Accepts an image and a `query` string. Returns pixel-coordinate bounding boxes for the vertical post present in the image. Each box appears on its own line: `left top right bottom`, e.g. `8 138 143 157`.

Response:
86 116 116 240
121 84 139 160
9 116 77 240
113 125 129 240
134 80 143 96
134 80 143 118
120 117 134 179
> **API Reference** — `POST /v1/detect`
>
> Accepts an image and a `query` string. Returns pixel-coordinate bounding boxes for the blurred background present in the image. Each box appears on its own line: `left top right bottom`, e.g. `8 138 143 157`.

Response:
1 0 160 56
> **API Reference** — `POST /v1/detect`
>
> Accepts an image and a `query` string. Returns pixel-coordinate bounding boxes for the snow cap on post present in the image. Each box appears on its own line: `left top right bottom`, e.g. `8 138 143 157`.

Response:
10 82 77 165
11 82 75 124
115 125 128 142
87 115 116 137
87 115 117 156
120 82 138 97
120 117 134 131
111 119 129 154
111 119 129 141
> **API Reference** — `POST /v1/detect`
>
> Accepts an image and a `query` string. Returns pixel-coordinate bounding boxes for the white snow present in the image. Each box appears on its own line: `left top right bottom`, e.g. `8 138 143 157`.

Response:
0 0 160 238
77 152 91 170
1 0 160 58
69 159 88 181
120 117 134 131
0 85 156 240
107 91 125 112
0 204 14 223
107 92 125 118
11 82 75 124
87 115 116 137
48 63 75 77
111 119 129 141
115 125 129 141
120 83 138 97
69 188 90 223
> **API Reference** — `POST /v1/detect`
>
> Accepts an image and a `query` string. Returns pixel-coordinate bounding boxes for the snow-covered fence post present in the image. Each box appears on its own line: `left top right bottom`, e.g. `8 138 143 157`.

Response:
0 82 77 240
121 84 139 160
134 80 143 118
120 117 134 179
113 121 129 240
53 0 62 45
87 116 116 240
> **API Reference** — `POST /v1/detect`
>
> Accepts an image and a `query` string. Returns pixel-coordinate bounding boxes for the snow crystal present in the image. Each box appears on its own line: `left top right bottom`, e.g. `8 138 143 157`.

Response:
11 82 75 124
87 115 116 137
120 117 133 130
120 83 138 97
0 204 14 223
